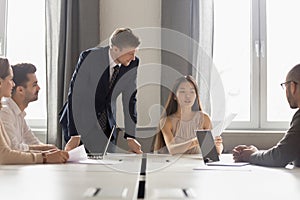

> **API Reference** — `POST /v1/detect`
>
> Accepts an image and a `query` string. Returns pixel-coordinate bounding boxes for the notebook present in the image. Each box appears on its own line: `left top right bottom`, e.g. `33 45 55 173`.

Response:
87 125 115 160
195 130 249 166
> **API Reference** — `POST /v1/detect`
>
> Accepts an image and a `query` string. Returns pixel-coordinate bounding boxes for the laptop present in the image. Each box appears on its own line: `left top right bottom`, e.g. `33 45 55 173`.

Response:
195 130 220 163
87 125 115 160
195 130 249 166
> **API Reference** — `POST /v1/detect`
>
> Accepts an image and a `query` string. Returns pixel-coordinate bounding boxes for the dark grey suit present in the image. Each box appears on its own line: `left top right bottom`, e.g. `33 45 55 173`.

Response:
59 46 138 152
249 109 300 167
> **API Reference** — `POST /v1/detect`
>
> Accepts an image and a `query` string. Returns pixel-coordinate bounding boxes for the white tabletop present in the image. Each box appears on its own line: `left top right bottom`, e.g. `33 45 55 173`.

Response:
1 153 300 200
0 153 142 200
145 154 300 200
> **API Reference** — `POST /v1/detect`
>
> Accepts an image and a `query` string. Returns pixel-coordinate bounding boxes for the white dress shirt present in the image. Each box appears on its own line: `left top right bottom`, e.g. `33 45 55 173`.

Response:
108 50 120 80
0 97 42 151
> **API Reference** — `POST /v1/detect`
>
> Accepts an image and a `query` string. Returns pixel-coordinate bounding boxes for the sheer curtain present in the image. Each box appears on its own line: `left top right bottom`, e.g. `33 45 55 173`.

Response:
194 0 214 115
195 0 228 135
45 0 99 148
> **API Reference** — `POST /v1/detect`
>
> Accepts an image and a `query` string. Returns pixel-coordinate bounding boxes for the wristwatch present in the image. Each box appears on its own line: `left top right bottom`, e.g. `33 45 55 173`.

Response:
42 152 47 164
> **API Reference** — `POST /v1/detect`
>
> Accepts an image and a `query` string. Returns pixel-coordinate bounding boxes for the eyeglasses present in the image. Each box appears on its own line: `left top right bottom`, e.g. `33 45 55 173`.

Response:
280 80 298 90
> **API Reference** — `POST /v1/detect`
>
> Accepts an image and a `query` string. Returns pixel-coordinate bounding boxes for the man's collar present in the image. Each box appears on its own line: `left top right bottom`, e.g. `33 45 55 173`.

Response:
108 49 119 68
2 97 26 117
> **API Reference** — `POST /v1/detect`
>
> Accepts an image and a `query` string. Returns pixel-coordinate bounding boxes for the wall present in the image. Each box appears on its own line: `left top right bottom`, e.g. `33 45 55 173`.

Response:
36 0 285 152
99 0 162 127
221 131 284 153
96 0 284 153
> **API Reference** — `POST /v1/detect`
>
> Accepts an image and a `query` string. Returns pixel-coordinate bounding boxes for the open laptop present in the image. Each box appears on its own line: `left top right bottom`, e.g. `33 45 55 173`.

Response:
195 130 249 166
87 125 115 160
195 130 220 163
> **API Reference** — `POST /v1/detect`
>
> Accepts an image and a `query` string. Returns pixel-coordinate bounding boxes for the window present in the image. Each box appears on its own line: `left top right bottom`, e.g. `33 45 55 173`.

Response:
3 0 46 128
0 0 7 56
213 0 300 130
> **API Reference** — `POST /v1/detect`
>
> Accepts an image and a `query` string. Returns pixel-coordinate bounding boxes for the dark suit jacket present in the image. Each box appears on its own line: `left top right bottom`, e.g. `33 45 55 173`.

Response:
249 109 300 167
59 46 138 145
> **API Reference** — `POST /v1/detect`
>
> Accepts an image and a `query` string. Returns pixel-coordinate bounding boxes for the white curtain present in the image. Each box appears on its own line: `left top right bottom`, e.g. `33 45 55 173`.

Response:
193 0 214 115
194 0 228 136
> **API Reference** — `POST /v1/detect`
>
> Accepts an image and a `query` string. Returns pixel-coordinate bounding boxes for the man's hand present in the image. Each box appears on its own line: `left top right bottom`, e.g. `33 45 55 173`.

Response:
127 138 143 154
64 135 81 151
232 144 248 159
232 145 258 162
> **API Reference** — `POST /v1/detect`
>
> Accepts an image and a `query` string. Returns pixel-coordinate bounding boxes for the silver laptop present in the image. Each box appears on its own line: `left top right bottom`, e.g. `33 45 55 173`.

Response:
88 125 115 160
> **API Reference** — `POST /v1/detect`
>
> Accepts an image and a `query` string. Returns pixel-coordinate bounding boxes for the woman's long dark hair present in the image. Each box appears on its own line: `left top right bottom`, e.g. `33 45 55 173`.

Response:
151 75 203 152
0 58 10 79
0 57 11 109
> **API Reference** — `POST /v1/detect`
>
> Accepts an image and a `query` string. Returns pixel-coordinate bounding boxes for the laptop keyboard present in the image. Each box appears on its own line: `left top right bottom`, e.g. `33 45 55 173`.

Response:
87 154 104 160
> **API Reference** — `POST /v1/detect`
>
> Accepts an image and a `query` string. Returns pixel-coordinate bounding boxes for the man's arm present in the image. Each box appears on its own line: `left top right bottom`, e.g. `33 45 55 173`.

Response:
121 59 142 153
249 131 300 167
60 49 92 142
0 109 31 151
122 59 138 139
22 120 43 146
22 124 58 151
249 111 300 167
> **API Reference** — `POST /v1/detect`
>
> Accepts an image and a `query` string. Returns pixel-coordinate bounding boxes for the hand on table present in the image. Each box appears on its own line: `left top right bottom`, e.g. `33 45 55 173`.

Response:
44 150 69 164
65 135 81 151
127 138 143 154
232 145 258 162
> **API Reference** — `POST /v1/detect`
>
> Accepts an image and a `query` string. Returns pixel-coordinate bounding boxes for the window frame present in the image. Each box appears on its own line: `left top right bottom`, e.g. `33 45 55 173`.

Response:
2 0 47 130
0 0 7 56
259 0 291 130
214 0 291 131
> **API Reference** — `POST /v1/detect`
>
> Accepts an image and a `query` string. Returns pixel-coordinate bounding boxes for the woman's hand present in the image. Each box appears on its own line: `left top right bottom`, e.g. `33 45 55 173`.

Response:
190 137 199 148
64 135 81 151
214 136 223 155
44 150 69 164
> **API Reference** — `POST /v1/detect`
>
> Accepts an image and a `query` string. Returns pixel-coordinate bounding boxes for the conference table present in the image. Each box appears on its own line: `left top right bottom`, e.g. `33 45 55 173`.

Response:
0 153 299 200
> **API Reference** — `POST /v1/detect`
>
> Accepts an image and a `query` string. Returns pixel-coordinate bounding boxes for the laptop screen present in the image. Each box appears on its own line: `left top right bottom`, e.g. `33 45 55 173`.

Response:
102 125 115 157
195 130 219 163
87 125 115 159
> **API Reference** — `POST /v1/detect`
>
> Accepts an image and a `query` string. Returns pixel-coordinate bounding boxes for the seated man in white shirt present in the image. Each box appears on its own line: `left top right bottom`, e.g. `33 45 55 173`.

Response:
0 63 79 151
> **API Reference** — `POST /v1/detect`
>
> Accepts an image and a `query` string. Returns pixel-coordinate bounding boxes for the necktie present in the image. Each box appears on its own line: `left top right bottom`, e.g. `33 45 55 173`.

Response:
109 65 120 90
98 65 120 134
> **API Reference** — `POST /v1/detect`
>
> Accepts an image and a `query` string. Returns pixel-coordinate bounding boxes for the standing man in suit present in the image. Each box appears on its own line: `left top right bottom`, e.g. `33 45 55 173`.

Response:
233 64 300 167
60 28 142 154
